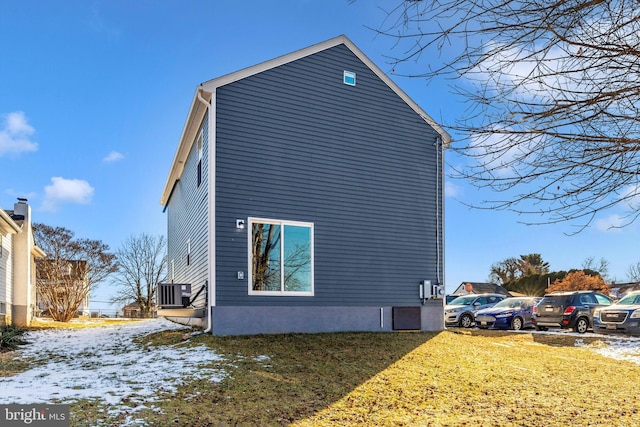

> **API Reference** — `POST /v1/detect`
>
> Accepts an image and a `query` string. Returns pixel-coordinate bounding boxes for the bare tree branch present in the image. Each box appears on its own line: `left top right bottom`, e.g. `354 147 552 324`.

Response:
373 0 640 232
111 234 167 317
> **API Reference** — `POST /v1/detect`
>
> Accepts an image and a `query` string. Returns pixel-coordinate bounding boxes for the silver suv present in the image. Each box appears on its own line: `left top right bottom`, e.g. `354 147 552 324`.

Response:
445 293 506 328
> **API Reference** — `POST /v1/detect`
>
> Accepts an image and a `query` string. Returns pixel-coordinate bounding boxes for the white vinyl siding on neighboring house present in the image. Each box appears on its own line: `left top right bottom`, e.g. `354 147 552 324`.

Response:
0 233 12 307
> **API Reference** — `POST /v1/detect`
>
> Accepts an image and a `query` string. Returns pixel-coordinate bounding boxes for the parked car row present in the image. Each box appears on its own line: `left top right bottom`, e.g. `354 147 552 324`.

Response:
445 290 640 335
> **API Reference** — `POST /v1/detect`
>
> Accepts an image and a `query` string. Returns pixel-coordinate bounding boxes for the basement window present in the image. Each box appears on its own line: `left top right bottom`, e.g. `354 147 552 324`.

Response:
248 218 314 296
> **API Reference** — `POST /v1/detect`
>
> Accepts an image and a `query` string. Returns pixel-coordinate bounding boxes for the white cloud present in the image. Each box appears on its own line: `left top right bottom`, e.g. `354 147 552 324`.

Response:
594 214 625 232
468 129 529 178
103 150 124 162
620 184 640 211
445 181 462 198
0 111 38 157
42 177 95 212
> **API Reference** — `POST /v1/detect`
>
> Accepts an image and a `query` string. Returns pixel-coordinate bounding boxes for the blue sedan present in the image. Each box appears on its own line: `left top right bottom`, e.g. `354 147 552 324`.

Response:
475 297 539 330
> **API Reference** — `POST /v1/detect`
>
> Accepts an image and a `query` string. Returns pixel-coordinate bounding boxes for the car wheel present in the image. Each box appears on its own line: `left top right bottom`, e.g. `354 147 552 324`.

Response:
574 317 589 333
511 317 523 331
535 325 548 331
459 314 473 328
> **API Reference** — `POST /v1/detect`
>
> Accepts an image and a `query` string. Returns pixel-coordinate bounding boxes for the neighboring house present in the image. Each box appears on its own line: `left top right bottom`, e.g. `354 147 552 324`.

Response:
122 301 156 318
452 282 513 297
0 198 46 326
159 35 450 335
122 302 141 318
36 259 90 317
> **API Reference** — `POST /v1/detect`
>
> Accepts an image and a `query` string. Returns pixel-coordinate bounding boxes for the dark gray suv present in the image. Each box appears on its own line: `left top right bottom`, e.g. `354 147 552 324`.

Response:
532 291 612 333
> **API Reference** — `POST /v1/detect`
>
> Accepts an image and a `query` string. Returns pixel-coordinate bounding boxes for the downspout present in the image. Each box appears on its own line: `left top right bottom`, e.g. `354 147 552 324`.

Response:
195 87 214 334
435 136 444 290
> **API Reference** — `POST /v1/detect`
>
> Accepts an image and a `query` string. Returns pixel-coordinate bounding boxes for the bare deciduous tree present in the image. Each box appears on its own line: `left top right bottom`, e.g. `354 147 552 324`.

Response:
581 256 610 281
34 223 117 322
112 234 167 318
489 257 521 285
372 0 640 231
627 261 640 282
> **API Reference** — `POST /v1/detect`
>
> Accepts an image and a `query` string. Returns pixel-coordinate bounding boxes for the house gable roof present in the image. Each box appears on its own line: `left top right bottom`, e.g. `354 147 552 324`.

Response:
160 35 451 207
453 282 512 296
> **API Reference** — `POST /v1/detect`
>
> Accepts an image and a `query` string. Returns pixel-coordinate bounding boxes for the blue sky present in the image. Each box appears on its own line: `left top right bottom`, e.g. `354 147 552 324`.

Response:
1 1 638 310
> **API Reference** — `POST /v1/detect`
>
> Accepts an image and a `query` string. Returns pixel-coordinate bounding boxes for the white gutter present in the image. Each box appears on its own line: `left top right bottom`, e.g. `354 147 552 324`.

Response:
195 87 215 334
0 208 21 234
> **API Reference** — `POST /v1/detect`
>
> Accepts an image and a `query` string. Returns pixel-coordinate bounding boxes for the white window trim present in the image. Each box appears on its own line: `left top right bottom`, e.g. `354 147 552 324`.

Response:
247 217 314 296
197 130 203 160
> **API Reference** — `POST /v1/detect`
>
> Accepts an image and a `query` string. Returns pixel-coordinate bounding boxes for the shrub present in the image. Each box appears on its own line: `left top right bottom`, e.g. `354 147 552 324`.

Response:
0 325 29 351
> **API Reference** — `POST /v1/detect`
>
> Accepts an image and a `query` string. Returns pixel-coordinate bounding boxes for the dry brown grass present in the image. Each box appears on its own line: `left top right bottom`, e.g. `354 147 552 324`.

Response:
4 325 640 426
0 351 29 376
28 317 144 330
69 328 640 427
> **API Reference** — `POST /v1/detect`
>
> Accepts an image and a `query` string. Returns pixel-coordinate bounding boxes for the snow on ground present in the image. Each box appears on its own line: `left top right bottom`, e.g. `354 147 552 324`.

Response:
576 334 640 365
0 318 223 415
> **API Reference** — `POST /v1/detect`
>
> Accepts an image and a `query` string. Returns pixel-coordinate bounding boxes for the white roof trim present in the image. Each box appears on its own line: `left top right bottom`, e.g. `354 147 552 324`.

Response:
160 35 451 206
161 90 212 206
0 208 21 234
200 35 450 144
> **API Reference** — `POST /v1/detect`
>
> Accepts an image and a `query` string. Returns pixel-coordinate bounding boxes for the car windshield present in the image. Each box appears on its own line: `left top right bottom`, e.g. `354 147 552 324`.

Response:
491 298 527 309
448 296 476 306
616 293 640 305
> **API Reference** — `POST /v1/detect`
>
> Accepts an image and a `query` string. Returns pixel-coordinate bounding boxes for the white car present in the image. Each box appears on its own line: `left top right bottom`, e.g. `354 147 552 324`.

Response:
445 294 507 328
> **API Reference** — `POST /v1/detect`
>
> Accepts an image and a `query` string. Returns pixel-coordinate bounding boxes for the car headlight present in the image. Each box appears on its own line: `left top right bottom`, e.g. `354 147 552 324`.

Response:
593 309 601 319
630 310 640 319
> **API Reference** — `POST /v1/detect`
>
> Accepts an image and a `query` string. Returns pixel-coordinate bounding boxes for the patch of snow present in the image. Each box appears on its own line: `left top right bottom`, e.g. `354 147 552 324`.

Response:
0 318 224 417
576 335 640 366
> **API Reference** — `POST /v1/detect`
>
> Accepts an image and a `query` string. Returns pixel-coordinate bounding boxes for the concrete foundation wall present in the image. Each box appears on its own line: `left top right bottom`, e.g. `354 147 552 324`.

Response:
210 300 444 335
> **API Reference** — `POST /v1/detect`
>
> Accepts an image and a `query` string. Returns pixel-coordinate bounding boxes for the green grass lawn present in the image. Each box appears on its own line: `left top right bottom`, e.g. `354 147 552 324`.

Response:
4 326 640 426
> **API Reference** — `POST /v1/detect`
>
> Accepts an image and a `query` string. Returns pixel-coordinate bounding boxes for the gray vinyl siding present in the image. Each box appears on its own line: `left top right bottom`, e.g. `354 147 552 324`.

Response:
215 44 443 307
166 116 209 309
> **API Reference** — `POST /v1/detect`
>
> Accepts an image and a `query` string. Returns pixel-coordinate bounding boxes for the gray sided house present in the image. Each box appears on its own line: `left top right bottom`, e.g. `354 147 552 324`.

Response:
159 35 450 335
